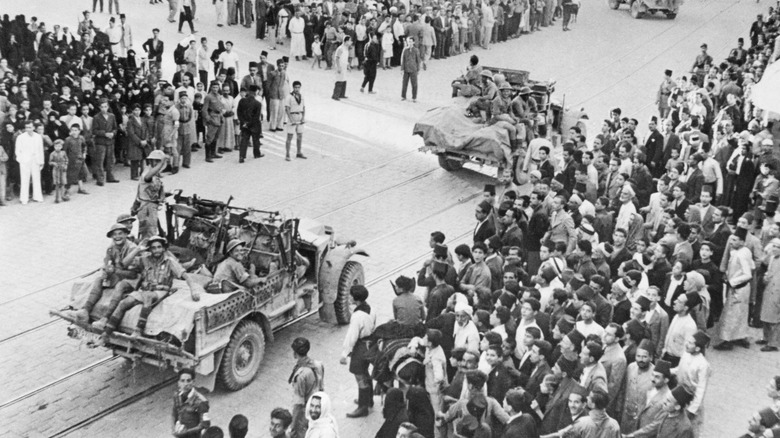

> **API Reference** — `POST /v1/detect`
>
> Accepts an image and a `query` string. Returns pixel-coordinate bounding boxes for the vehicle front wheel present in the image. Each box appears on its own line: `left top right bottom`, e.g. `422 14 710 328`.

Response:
608 0 620 9
666 12 677 18
437 154 464 171
334 261 365 325
219 320 265 391
630 0 645 17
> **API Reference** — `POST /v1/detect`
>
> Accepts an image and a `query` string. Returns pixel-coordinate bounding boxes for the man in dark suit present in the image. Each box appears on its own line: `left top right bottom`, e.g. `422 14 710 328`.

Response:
474 200 497 245
708 206 732 264
502 389 539 437
236 85 263 162
647 245 672 288
660 118 681 169
432 8 445 59
255 0 268 39
259 51 275 122
659 270 687 316
485 344 517 405
669 183 690 220
645 116 665 177
525 340 552 398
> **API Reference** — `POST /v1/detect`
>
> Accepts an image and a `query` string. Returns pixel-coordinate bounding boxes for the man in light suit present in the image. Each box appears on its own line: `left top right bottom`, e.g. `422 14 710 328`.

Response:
543 195 577 254
579 341 609 395
623 359 672 435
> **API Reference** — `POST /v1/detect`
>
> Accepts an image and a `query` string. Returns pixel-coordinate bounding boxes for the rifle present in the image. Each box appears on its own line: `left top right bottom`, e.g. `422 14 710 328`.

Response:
207 195 233 268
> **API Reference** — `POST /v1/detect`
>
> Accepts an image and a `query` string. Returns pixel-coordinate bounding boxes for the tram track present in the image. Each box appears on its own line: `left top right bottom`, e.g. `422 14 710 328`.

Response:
0 157 450 347
31 225 475 437
0 147 428 310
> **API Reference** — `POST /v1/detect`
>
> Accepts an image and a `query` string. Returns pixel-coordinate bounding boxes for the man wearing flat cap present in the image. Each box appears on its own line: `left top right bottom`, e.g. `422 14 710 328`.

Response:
392 275 424 326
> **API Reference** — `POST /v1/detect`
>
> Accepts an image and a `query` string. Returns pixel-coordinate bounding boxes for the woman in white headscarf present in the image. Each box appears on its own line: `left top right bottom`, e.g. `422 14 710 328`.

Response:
305 391 339 438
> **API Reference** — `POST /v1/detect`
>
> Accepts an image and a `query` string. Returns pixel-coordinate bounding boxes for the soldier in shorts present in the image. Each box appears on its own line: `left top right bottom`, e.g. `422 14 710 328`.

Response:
95 235 204 339
285 80 307 161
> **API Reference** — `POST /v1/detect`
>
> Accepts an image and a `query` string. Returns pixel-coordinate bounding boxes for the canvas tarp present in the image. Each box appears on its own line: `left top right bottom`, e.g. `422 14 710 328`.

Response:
413 98 510 162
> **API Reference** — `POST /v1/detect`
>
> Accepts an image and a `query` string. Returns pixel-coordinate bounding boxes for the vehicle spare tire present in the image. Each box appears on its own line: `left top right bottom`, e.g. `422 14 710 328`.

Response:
335 261 365 325
437 154 464 171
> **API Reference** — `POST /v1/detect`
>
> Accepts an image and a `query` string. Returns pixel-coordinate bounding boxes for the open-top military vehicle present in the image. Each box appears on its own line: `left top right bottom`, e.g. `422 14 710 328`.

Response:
51 191 367 391
608 0 680 19
414 66 587 185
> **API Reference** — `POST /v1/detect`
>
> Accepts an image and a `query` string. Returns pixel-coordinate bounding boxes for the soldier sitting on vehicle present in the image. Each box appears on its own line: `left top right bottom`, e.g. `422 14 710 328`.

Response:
490 82 522 175
208 239 266 293
451 55 483 98
94 236 205 340
64 223 140 325
511 86 539 146
464 70 498 123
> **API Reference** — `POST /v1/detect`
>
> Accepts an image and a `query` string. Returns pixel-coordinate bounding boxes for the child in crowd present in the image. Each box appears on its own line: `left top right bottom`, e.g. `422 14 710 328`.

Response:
50 139 69 203
382 27 394 70
311 35 323 69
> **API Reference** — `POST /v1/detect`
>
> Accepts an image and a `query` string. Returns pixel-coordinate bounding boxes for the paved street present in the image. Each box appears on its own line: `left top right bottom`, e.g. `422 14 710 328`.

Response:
0 0 776 436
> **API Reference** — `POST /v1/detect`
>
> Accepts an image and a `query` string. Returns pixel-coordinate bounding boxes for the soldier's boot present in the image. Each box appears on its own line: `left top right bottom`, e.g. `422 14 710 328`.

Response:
63 309 89 325
92 317 109 331
346 387 371 418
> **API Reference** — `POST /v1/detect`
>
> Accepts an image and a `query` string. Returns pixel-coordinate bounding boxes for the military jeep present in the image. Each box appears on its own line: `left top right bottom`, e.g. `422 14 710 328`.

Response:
52 192 367 391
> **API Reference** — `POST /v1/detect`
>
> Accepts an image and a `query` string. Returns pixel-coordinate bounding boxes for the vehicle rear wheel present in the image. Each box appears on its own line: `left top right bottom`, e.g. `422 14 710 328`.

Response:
334 261 365 325
219 320 265 391
437 154 464 171
608 0 620 9
511 155 529 186
630 0 644 18
666 12 677 18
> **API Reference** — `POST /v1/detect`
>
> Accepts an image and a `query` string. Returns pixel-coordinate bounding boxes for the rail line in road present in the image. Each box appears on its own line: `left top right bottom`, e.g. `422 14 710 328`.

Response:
34 225 475 437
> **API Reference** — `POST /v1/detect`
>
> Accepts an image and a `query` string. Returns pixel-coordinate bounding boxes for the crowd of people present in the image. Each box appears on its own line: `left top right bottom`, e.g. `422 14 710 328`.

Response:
5 0 780 437
0 6 316 207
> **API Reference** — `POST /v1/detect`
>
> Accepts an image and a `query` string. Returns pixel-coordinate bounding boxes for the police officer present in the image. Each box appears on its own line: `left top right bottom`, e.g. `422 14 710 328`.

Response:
201 81 224 162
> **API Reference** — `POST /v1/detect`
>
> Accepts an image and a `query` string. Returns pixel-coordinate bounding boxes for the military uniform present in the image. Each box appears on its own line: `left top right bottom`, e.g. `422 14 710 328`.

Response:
135 172 164 240
82 240 138 318
92 111 118 184
106 252 186 335
175 99 194 169
201 90 224 160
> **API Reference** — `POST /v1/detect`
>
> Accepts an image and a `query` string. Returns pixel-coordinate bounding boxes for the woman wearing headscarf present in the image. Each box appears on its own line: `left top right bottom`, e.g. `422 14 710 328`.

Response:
304 391 339 438
406 386 435 438
374 388 408 438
